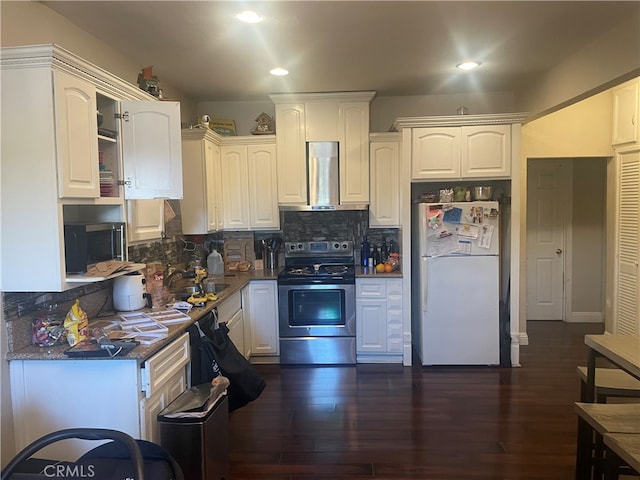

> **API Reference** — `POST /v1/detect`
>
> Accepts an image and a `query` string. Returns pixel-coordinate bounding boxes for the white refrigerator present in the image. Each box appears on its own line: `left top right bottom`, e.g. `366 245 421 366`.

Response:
412 201 500 366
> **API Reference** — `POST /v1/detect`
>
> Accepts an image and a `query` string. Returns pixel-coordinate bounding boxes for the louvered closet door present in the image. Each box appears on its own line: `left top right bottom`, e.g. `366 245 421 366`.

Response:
615 148 640 335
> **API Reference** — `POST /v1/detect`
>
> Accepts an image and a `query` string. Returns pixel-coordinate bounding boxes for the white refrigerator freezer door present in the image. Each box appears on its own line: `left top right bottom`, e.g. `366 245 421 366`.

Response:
419 201 500 256
421 255 500 365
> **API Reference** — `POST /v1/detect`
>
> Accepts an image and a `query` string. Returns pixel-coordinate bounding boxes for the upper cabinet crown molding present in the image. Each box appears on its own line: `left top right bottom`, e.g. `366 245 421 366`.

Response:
270 91 376 104
392 112 529 130
1 44 156 101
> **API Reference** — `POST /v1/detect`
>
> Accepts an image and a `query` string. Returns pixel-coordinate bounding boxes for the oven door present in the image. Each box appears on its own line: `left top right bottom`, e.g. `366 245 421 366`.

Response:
278 283 355 338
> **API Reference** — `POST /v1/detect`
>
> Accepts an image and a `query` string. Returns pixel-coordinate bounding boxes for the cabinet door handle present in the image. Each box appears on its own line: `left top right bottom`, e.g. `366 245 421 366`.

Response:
117 179 132 186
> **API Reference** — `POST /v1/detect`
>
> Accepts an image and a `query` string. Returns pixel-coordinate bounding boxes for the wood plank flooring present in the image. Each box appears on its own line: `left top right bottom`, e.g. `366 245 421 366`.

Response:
228 321 606 479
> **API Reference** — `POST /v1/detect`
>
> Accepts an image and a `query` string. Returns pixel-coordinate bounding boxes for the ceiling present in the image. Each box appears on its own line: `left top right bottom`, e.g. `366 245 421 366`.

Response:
42 1 639 102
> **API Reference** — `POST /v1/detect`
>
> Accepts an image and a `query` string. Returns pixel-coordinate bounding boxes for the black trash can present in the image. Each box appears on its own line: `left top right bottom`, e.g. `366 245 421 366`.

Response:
158 384 230 480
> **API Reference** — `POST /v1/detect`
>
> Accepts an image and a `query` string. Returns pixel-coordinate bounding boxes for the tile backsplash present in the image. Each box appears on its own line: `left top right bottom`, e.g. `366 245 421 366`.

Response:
3 207 399 352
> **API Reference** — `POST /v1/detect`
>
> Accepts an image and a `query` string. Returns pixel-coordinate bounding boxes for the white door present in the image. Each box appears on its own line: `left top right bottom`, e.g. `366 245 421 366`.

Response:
526 160 567 320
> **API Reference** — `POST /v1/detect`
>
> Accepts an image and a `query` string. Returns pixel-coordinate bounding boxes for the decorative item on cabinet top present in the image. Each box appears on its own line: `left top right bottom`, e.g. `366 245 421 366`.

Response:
210 118 237 136
137 65 161 97
251 112 275 135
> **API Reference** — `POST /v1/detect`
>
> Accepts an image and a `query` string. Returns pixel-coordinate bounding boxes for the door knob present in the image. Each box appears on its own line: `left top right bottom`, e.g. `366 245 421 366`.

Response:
556 249 563 254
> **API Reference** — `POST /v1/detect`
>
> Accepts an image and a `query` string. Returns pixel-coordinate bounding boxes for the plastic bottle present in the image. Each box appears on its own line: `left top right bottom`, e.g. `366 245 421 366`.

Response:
207 249 224 275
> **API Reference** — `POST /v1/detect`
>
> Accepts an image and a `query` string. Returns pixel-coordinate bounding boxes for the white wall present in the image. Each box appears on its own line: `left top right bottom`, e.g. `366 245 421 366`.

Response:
516 14 640 117
199 92 517 136
571 159 607 318
520 88 618 338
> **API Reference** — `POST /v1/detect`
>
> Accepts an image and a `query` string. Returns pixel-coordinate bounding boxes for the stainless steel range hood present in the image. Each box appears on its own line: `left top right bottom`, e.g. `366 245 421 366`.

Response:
279 141 369 212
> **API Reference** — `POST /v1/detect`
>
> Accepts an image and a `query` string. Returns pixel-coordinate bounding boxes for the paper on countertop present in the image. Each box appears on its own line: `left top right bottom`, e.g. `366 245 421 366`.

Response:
146 309 192 324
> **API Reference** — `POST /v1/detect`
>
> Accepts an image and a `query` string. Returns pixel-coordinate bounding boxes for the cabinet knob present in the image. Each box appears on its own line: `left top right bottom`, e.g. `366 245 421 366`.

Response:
556 248 563 255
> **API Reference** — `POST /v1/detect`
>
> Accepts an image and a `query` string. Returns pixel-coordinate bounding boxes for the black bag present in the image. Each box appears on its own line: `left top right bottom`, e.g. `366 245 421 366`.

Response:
1 428 183 480
188 311 266 411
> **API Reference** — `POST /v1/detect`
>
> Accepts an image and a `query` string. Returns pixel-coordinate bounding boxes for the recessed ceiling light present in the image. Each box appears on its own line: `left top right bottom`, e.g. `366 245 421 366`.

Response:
236 10 264 23
270 68 289 76
457 61 481 71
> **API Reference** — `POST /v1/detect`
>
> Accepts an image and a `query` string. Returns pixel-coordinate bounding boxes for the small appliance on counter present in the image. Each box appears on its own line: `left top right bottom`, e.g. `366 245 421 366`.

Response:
113 273 151 311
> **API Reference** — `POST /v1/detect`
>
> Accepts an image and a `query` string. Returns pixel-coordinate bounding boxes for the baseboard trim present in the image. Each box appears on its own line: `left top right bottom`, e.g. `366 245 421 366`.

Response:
567 312 603 323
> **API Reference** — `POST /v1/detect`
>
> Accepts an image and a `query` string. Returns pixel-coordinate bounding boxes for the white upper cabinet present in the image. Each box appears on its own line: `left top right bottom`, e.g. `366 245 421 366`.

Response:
396 114 527 181
306 102 339 141
612 78 640 147
0 44 183 291
274 103 307 205
412 124 511 180
461 125 511 178
412 128 461 179
221 137 279 230
54 70 100 198
271 92 375 206
121 100 183 199
247 143 280 229
221 144 250 230
339 102 370 203
181 129 223 234
369 133 401 227
127 199 165 243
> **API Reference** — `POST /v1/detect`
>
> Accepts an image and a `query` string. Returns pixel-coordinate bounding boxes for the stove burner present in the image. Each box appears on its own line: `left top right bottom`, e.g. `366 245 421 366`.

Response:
284 264 351 276
288 267 311 275
325 265 348 275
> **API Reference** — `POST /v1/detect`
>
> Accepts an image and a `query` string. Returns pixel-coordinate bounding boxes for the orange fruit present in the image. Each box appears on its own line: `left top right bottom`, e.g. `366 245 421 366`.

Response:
376 263 385 273
384 263 393 273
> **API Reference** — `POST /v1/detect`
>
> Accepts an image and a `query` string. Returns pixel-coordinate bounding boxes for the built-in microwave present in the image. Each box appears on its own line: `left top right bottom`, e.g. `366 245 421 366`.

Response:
64 222 126 274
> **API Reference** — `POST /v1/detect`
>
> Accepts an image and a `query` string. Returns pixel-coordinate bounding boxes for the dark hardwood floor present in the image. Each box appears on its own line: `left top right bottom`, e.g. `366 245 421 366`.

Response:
228 321 605 480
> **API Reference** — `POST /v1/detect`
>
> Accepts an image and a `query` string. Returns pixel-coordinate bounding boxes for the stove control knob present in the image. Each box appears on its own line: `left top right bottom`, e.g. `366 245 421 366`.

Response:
288 244 296 251
341 242 349 250
297 243 304 251
333 242 340 250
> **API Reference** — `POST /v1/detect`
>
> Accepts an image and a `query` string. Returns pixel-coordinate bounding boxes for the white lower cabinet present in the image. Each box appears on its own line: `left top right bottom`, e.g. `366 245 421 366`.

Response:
244 280 279 359
8 333 190 461
356 277 403 363
139 368 187 444
218 290 249 359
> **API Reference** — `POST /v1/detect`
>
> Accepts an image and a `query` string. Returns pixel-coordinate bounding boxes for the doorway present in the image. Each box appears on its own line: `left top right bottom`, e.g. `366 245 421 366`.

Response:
526 157 607 323
526 160 570 320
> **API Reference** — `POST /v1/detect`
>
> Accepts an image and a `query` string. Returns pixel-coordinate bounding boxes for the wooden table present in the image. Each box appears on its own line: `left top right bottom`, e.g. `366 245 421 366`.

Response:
584 334 640 403
576 334 640 480
603 433 640 477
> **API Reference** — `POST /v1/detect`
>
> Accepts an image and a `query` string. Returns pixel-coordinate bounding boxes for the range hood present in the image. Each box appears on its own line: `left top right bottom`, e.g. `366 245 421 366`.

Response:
279 141 369 212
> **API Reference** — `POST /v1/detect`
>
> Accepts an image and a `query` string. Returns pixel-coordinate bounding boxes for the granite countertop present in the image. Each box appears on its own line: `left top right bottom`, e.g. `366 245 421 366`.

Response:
8 267 282 363
355 266 402 278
